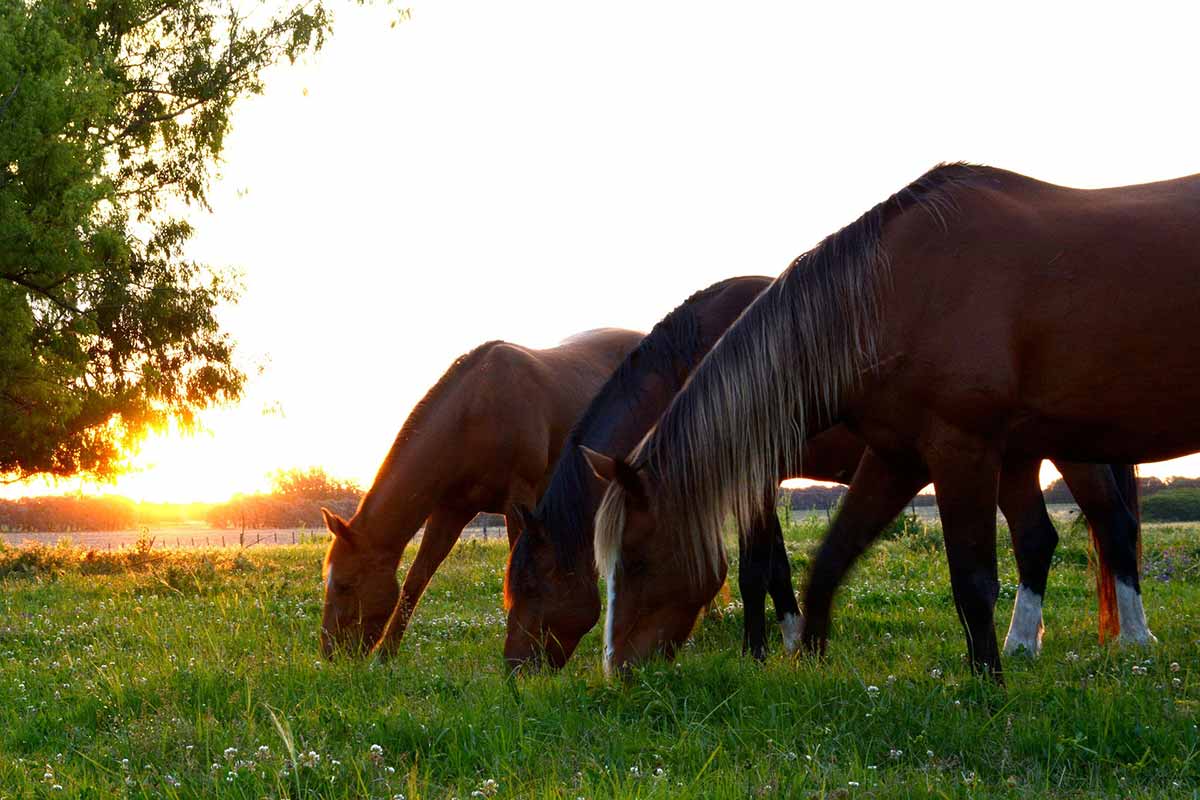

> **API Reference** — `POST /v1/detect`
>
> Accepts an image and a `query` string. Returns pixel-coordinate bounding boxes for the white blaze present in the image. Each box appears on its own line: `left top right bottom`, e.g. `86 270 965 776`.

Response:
1003 584 1045 657
780 613 803 655
603 565 616 677
1116 580 1157 645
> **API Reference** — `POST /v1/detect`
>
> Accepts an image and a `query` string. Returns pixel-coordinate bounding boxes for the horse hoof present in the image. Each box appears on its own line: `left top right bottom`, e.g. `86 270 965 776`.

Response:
1118 630 1159 647
780 613 804 655
1001 636 1042 658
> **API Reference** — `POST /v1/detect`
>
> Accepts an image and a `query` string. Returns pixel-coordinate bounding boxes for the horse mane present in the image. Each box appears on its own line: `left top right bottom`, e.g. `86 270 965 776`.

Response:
594 162 988 585
506 278 752 590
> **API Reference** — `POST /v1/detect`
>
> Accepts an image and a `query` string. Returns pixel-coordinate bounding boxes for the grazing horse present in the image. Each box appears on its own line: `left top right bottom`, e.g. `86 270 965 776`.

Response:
504 276 865 669
319 327 642 658
505 283 1140 670
591 163 1185 678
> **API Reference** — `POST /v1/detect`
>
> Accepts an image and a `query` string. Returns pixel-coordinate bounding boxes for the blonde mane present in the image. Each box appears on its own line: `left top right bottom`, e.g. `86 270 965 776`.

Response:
594 163 980 586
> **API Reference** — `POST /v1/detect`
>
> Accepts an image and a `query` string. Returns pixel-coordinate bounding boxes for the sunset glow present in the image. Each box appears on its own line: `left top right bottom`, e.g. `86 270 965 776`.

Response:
9 0 1200 503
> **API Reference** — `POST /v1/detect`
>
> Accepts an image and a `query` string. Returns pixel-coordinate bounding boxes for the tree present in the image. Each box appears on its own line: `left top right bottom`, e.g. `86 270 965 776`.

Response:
269 466 361 501
0 0 330 481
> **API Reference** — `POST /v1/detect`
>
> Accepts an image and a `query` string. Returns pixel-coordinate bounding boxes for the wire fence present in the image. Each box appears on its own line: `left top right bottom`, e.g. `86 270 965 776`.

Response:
0 521 508 551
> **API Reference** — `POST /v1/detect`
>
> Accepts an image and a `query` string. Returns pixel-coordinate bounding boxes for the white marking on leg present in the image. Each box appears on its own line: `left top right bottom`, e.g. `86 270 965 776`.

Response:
324 563 334 594
603 564 616 677
779 613 803 655
1116 580 1157 645
1003 584 1044 656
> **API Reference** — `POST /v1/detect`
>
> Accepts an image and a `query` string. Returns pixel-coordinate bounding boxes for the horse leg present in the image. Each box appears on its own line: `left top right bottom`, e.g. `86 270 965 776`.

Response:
1058 462 1154 645
762 503 803 654
372 505 476 658
928 436 1003 679
802 449 928 655
738 494 796 660
737 523 771 661
997 458 1056 657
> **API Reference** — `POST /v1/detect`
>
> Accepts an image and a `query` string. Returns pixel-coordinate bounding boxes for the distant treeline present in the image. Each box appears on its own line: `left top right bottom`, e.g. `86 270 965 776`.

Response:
204 468 361 530
0 468 511 533
5 470 1198 533
783 472 1193 513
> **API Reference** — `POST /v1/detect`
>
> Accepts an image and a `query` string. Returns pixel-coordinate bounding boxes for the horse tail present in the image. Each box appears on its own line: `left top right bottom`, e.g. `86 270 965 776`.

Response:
1093 463 1139 642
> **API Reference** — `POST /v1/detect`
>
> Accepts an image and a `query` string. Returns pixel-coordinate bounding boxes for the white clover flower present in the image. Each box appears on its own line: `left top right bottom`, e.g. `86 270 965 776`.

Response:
1173 678 1183 688
223 747 238 761
165 775 181 788
930 668 943 679
866 684 880 696
1170 662 1181 673
848 781 860 788
889 748 903 759
257 745 270 759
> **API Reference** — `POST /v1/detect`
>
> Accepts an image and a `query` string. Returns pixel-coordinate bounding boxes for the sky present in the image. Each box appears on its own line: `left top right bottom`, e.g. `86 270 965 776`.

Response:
11 0 1200 502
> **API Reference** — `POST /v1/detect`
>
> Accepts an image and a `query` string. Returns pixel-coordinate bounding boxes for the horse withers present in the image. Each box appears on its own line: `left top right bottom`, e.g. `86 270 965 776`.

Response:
592 164 1182 679
319 327 642 658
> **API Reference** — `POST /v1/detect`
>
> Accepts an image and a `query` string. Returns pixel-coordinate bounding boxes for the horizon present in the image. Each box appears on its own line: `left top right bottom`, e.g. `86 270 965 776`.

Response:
7 0 1200 503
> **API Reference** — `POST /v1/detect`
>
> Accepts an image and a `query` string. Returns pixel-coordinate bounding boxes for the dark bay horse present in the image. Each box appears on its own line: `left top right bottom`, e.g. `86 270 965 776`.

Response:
504 277 865 668
591 164 1184 678
319 327 642 657
505 281 1140 671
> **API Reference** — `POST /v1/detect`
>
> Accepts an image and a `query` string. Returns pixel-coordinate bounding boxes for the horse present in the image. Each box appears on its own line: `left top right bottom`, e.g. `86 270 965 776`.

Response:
504 283 1140 671
590 163 1188 678
318 327 643 658
504 276 865 669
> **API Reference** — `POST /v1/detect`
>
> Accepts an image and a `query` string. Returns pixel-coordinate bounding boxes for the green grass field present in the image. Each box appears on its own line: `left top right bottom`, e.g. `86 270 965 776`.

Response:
2 517 1199 799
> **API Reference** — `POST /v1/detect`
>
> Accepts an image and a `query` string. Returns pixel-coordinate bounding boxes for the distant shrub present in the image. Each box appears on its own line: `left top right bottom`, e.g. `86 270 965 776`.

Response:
1142 488 1200 522
878 512 923 541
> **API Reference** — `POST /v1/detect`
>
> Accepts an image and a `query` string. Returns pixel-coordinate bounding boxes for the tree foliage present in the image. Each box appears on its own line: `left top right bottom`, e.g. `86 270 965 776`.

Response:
1142 488 1200 522
0 0 330 480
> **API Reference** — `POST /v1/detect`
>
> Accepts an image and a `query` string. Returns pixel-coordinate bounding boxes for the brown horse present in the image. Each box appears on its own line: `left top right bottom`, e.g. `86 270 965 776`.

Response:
319 327 642 658
504 277 866 669
505 282 1140 671
591 164 1186 678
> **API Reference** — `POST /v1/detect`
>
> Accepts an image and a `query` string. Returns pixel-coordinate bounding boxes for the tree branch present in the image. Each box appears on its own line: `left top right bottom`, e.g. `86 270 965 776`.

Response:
0 272 86 316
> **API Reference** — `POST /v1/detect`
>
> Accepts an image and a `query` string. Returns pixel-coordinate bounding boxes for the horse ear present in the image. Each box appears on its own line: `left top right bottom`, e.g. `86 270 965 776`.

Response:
511 503 542 540
614 460 650 510
580 446 617 483
321 507 354 544
581 446 649 509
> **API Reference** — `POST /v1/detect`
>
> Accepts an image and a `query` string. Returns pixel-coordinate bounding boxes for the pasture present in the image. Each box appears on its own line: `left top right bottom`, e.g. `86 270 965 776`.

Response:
2 515 1198 799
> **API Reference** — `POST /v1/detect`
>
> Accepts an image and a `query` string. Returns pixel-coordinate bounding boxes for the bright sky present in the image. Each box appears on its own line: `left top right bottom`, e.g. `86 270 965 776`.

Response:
13 0 1200 502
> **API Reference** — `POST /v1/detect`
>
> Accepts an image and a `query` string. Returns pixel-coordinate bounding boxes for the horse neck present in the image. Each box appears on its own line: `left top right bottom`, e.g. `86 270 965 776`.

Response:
583 281 763 461
352 421 458 556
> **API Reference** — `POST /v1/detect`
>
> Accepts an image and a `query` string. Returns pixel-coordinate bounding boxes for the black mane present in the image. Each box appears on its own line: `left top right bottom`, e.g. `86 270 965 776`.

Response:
517 277 755 573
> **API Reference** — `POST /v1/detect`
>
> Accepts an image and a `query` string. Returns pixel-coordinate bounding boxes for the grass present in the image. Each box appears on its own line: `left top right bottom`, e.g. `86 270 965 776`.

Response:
2 518 1199 798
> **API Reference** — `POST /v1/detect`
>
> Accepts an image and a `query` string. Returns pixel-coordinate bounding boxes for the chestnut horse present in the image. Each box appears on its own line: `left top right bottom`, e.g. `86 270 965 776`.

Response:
591 163 1185 678
505 280 1140 671
319 327 642 657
